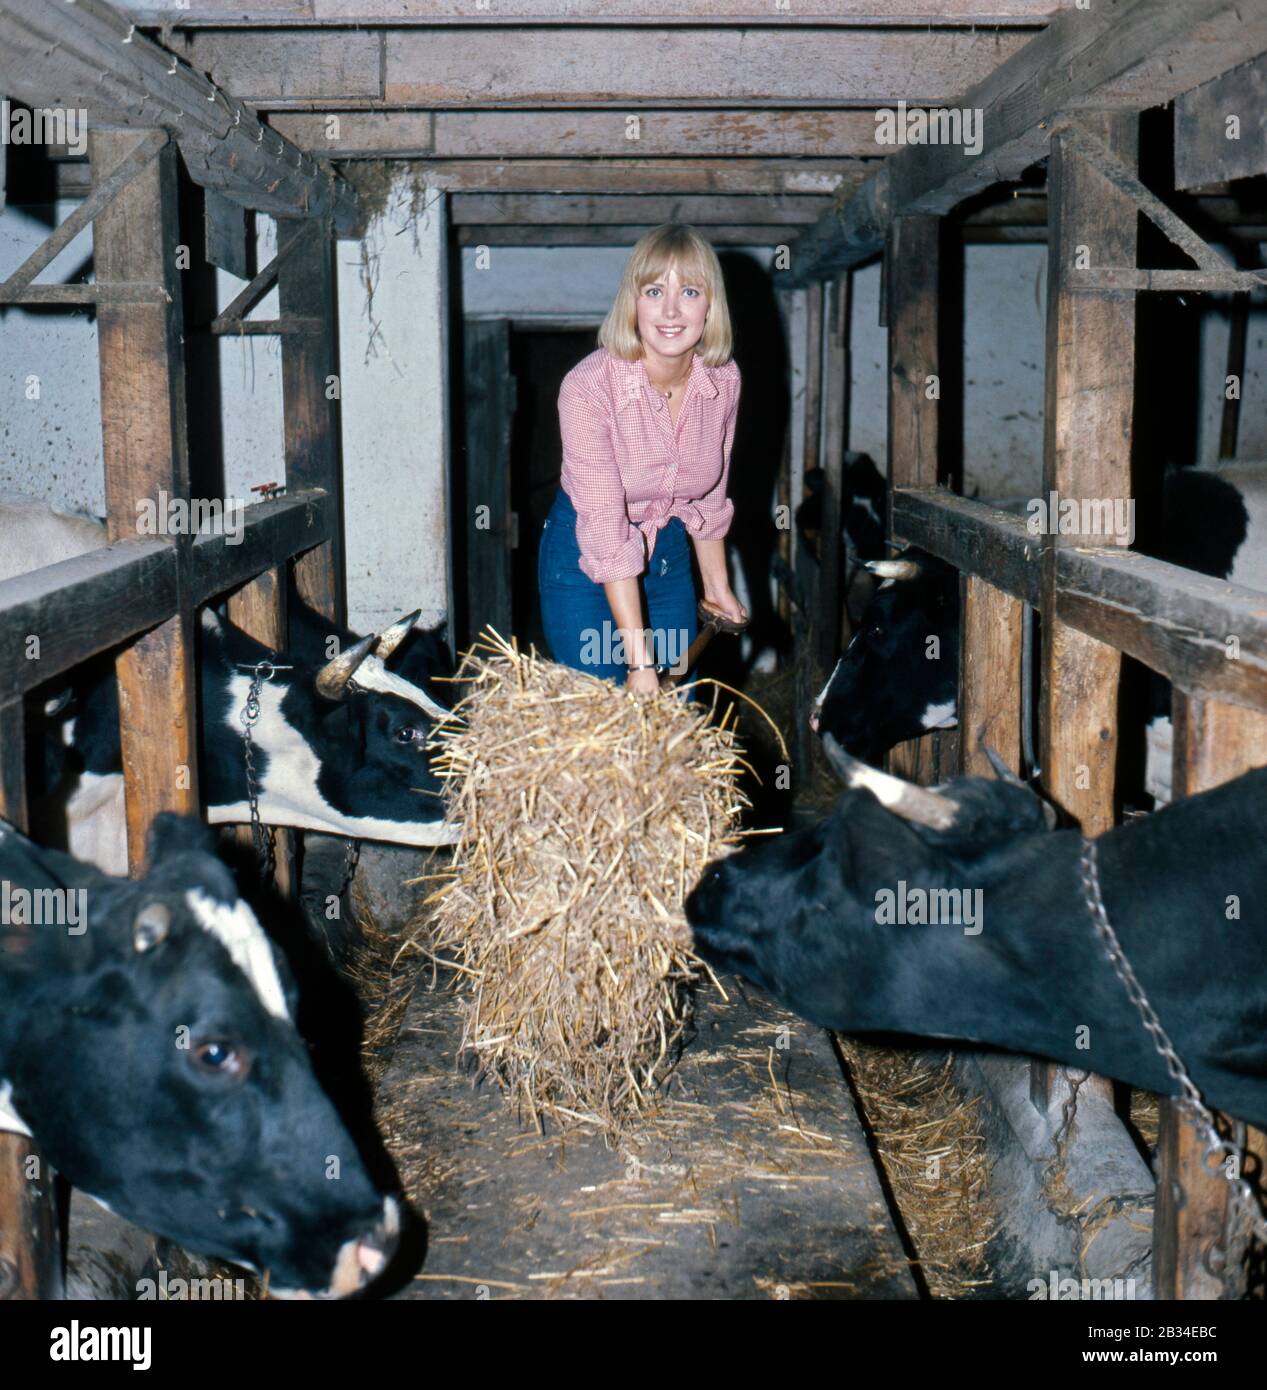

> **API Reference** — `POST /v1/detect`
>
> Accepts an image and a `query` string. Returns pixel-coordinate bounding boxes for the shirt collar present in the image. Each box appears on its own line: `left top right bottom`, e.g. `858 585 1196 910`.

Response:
617 352 719 411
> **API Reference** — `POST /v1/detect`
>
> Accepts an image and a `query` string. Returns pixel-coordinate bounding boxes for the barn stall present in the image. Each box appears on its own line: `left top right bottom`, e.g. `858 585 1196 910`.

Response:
0 0 1264 1309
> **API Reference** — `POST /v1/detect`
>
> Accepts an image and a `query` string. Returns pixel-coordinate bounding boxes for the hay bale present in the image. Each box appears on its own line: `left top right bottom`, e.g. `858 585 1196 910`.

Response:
420 630 752 1136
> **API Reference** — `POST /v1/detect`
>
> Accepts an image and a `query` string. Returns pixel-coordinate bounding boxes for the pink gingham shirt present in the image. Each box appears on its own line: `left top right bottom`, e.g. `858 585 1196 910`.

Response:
559 347 741 583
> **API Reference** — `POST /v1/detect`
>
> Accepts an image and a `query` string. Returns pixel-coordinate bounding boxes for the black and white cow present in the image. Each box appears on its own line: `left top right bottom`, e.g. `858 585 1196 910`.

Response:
810 463 1267 801
2 498 461 872
686 745 1267 1129
53 608 460 875
0 813 400 1297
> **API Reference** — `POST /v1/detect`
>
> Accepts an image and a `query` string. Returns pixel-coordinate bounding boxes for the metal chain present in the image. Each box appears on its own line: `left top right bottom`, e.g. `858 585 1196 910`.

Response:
1079 834 1267 1245
237 659 292 877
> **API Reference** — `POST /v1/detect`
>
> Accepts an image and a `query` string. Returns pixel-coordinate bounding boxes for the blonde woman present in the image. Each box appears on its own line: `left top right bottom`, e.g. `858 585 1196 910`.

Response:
537 224 748 696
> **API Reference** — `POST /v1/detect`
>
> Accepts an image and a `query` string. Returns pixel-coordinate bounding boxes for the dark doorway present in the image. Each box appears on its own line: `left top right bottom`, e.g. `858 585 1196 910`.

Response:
507 325 597 654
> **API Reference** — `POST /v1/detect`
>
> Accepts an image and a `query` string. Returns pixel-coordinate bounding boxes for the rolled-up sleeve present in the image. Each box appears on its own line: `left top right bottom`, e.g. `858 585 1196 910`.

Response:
692 375 740 541
559 374 646 582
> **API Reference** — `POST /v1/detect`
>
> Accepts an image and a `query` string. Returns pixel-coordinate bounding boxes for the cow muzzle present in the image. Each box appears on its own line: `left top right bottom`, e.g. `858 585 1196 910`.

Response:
271 1195 402 1300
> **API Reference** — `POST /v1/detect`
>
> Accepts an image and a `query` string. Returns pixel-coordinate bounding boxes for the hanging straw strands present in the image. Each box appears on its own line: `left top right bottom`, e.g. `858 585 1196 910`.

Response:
420 629 752 1136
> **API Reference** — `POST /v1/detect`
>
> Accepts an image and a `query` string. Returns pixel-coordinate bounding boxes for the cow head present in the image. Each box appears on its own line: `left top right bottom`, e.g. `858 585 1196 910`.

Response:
202 611 462 848
685 754 1054 1029
0 814 400 1297
809 548 959 762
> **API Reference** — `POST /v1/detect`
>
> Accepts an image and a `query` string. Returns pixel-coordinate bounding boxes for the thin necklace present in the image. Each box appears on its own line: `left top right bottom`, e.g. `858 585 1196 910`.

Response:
647 359 690 400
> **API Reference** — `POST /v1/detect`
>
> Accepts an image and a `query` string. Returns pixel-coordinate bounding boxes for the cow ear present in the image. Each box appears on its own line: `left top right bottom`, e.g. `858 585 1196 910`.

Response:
146 813 217 865
830 788 951 897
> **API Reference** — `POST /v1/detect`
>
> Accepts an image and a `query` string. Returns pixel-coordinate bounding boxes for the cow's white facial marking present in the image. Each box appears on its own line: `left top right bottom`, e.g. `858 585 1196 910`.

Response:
185 889 290 1022
919 699 957 731
811 658 843 719
854 496 880 527
0 1080 32 1138
217 674 460 845
349 653 451 723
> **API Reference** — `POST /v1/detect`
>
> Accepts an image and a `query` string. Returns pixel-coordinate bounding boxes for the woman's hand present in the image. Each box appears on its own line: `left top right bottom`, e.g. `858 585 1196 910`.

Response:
703 588 748 625
627 666 661 696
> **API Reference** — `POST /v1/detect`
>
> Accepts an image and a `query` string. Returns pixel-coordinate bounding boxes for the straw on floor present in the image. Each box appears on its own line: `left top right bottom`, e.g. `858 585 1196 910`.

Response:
418 629 754 1136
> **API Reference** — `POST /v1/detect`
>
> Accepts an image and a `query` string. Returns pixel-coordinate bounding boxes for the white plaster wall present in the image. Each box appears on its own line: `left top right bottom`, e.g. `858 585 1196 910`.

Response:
460 244 776 320
847 243 1049 496
337 177 450 635
0 199 103 514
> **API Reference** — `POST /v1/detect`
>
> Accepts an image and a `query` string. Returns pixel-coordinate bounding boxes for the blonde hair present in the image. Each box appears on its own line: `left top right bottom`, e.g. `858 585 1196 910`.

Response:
599 224 733 367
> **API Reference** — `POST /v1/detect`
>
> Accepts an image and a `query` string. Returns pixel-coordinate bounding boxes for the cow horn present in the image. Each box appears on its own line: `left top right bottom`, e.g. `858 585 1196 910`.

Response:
981 741 1059 829
43 688 73 718
865 559 922 580
315 634 376 702
821 734 960 832
134 901 171 953
374 610 421 661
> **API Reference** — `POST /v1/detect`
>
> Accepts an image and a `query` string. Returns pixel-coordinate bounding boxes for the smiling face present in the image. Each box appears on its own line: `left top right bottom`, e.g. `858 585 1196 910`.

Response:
635 261 709 375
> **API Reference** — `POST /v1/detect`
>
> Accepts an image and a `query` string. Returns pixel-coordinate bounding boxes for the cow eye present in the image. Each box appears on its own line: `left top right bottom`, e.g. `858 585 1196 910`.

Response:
395 726 417 744
192 1040 248 1079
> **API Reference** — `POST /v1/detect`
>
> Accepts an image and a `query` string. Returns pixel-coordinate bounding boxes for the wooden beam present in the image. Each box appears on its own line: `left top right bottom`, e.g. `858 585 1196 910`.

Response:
278 219 345 626
93 129 200 878
177 26 1030 108
354 159 867 196
456 225 795 247
0 544 173 706
448 193 839 226
1176 51 1267 190
204 189 253 281
892 488 1267 713
1154 697 1267 1299
187 492 334 607
791 0 1267 282
114 1 1067 25
0 0 360 233
271 110 888 159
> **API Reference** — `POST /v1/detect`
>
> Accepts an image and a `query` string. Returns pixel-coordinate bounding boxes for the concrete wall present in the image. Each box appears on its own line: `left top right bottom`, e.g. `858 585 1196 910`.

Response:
0 178 452 637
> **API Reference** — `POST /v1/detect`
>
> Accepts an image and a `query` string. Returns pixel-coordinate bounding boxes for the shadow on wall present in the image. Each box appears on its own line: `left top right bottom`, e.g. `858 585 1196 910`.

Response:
701 251 792 686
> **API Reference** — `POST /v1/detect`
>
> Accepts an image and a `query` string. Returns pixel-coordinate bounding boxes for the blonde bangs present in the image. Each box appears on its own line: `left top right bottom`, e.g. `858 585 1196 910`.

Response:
599 224 734 367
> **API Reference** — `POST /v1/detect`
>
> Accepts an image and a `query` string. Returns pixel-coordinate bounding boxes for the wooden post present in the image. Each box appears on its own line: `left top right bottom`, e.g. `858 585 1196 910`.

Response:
792 280 823 781
960 577 1024 778
278 217 344 626
1154 696 1267 1299
817 275 848 678
1033 113 1139 1110
226 571 295 899
884 215 944 786
92 129 199 876
0 700 62 1299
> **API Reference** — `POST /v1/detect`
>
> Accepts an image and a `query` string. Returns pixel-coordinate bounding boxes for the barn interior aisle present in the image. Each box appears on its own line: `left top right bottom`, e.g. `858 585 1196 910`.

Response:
1 0 1267 1336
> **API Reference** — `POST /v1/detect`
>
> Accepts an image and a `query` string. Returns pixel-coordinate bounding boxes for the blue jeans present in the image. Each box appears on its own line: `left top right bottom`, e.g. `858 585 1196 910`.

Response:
538 487 699 688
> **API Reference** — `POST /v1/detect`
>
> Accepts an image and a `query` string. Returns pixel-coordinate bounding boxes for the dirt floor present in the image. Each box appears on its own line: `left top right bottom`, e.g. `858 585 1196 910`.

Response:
343 656 1009 1300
